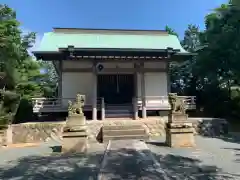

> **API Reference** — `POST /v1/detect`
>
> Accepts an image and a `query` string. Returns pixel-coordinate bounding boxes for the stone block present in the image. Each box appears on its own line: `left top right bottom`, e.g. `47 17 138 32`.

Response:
62 135 88 153
168 122 193 128
169 113 188 123
62 113 88 153
62 130 87 138
65 115 86 127
12 122 64 144
63 125 87 132
165 127 195 148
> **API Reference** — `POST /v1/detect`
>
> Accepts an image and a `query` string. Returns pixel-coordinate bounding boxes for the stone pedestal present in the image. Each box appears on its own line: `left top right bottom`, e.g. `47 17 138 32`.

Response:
166 113 195 148
165 123 195 148
62 114 88 153
168 113 188 123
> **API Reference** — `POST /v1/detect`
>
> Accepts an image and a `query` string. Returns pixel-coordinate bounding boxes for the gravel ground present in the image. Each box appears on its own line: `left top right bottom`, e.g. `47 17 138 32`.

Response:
0 136 240 180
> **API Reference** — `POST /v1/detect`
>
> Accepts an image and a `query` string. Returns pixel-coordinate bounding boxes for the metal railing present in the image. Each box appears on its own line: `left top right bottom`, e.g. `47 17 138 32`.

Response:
135 96 196 110
32 96 196 113
32 97 102 113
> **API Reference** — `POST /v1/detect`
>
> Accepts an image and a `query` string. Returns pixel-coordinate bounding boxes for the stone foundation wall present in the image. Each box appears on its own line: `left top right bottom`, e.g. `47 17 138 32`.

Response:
87 118 166 142
12 122 65 143
4 117 229 144
9 119 166 144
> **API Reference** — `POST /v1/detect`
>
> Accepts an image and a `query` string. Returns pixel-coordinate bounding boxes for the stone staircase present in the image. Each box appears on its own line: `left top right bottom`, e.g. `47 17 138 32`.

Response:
105 104 133 118
102 123 149 142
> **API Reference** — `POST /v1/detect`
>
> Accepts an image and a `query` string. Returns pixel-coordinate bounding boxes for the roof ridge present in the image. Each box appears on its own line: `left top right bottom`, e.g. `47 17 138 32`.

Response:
53 27 167 32
52 28 169 35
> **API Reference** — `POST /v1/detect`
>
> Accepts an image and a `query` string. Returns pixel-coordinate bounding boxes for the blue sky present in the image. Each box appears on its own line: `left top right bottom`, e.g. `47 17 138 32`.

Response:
3 0 227 49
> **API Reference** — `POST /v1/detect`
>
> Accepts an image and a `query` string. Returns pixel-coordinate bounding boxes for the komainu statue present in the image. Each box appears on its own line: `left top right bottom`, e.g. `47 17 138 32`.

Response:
168 93 186 114
68 94 85 116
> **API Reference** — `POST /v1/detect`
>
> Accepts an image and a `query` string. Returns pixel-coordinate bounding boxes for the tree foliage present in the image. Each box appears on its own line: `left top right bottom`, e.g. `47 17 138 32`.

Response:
0 4 56 125
171 1 240 118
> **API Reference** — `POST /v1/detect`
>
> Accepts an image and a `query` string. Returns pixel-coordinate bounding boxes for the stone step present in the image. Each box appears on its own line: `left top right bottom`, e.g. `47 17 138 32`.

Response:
105 109 133 113
103 129 146 136
103 134 149 142
105 104 132 108
103 125 144 131
105 113 133 118
106 106 133 109
63 127 87 132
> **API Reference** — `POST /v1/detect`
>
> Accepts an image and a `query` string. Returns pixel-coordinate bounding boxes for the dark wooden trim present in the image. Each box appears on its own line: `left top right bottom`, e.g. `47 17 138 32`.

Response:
33 50 194 62
52 61 60 75
62 67 167 73
67 57 170 62
32 51 61 54
166 61 171 93
58 61 63 98
59 47 180 53
176 52 197 56
59 47 180 58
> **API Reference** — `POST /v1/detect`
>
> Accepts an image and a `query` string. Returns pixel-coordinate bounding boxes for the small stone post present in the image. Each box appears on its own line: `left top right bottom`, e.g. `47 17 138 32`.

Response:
62 94 88 153
133 97 138 120
101 97 105 120
165 93 195 148
6 125 12 145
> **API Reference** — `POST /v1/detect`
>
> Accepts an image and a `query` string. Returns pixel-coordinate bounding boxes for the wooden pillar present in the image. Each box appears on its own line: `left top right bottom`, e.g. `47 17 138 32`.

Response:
92 63 97 120
101 97 105 120
133 63 138 120
58 60 62 98
141 63 147 119
166 61 171 93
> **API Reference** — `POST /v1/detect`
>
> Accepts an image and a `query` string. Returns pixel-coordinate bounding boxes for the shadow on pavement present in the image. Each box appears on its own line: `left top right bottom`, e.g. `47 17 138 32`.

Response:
145 141 167 147
217 134 240 144
50 145 62 153
0 146 238 180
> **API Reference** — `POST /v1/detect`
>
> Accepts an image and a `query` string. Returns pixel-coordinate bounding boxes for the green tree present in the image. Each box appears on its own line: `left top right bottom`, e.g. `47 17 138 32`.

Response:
176 1 240 117
165 25 178 37
0 4 56 124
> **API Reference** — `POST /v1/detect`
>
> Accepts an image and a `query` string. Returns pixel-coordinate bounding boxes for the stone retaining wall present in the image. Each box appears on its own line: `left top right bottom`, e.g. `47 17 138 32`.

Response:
189 118 228 137
87 118 166 142
3 117 229 144
10 119 166 144
11 122 64 143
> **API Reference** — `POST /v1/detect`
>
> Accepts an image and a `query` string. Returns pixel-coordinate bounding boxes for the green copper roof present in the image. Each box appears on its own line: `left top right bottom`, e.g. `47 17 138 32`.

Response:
36 31 188 53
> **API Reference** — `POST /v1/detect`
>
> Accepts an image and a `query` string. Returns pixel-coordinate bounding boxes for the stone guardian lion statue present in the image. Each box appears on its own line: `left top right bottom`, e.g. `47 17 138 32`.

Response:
168 93 186 114
68 94 85 116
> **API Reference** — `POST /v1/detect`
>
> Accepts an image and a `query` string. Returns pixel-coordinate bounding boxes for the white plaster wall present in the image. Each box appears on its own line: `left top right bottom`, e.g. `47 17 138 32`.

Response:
145 72 168 97
144 62 166 69
62 61 92 69
61 61 169 108
137 72 168 97
62 72 93 106
137 72 169 108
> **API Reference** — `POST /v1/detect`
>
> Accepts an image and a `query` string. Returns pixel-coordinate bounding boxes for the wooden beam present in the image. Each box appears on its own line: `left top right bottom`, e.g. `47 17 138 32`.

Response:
62 67 167 73
66 56 169 62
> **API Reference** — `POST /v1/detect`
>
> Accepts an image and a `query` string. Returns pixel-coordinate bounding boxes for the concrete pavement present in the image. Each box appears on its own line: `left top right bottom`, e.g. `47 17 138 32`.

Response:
0 137 240 179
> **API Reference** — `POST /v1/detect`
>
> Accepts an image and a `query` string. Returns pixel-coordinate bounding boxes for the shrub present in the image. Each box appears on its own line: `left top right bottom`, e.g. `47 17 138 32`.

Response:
0 90 20 125
13 98 34 124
